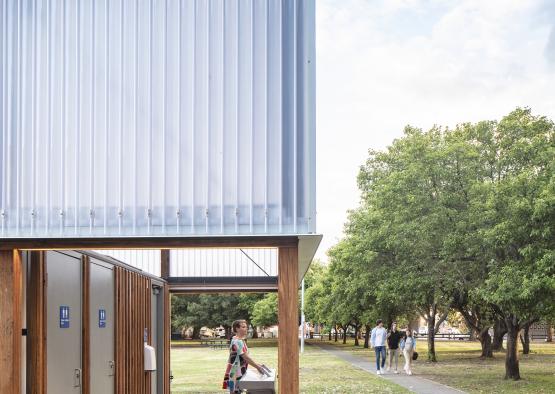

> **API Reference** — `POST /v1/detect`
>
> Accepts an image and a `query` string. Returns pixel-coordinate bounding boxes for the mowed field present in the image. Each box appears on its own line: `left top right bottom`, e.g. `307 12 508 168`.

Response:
170 339 408 393
170 339 555 393
315 338 555 394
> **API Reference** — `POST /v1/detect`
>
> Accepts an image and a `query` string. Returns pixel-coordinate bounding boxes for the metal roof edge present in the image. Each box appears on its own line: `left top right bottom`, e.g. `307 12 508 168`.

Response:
297 234 323 286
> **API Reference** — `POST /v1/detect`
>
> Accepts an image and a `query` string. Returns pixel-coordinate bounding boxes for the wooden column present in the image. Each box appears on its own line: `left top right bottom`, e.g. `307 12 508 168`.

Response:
160 249 170 280
0 250 23 394
82 256 90 394
161 246 171 393
278 245 299 394
27 251 46 394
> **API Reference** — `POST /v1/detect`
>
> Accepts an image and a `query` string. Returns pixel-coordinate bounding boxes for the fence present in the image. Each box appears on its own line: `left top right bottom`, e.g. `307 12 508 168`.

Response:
311 332 472 341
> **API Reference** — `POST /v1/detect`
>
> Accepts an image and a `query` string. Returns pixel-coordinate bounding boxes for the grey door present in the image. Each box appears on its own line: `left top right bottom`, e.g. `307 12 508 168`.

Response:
89 259 115 394
46 251 82 394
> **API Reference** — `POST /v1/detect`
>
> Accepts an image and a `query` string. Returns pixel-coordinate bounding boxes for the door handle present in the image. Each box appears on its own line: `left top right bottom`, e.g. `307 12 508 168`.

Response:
74 368 82 387
108 360 115 376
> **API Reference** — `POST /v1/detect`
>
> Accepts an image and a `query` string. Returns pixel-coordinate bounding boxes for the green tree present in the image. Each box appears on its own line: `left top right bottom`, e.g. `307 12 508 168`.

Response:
172 294 257 339
304 264 332 337
473 109 555 379
251 293 278 328
351 108 555 374
238 293 265 337
441 122 500 358
171 294 201 338
357 127 461 361
326 239 373 345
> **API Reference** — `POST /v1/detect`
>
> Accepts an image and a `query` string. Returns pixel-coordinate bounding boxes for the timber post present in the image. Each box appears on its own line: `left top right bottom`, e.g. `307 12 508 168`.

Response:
278 245 299 394
0 250 23 394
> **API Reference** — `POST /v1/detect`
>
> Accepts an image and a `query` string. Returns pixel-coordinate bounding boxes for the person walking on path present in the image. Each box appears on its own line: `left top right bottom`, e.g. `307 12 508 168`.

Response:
370 319 388 375
400 328 417 375
386 322 403 373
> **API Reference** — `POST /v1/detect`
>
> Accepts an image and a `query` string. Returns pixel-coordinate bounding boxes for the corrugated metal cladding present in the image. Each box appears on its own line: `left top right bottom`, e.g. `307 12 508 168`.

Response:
0 0 316 237
170 248 277 277
94 249 162 276
93 248 277 277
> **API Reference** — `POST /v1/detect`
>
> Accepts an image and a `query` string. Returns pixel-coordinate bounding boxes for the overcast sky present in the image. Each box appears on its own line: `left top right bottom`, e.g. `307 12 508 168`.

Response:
315 0 555 261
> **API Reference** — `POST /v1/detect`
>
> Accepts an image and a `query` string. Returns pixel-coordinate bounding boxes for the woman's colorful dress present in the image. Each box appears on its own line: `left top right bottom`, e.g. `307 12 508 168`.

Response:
222 337 249 392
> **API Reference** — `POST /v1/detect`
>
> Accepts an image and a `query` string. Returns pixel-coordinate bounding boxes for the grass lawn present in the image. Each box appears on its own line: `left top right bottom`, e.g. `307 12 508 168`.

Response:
311 338 555 394
170 340 409 393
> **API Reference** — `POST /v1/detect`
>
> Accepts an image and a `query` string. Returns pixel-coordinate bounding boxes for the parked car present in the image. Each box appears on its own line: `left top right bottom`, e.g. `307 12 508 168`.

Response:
215 327 226 338
200 327 215 338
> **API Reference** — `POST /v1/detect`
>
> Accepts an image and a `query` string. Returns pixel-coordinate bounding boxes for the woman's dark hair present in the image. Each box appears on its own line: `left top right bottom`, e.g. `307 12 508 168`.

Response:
232 319 247 333
376 319 383 325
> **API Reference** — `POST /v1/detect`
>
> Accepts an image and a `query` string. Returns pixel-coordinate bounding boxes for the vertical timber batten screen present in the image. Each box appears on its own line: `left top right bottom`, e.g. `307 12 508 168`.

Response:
0 0 316 238
114 266 152 393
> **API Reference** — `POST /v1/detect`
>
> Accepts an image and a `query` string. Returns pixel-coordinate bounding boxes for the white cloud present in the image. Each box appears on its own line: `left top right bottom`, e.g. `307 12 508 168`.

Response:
315 0 555 260
546 27 555 67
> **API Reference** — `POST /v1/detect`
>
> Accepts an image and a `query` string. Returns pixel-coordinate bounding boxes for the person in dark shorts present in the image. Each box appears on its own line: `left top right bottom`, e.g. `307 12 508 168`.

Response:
386 321 403 373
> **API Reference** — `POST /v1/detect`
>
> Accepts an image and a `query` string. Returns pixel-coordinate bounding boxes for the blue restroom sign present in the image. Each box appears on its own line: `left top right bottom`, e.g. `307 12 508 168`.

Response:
99 309 106 328
59 306 70 328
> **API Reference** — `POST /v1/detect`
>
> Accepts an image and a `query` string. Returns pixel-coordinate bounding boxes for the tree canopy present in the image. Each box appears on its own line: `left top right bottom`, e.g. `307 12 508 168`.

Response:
309 108 555 379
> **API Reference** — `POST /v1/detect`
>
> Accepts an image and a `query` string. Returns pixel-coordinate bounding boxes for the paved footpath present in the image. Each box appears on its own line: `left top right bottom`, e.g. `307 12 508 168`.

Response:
310 342 466 394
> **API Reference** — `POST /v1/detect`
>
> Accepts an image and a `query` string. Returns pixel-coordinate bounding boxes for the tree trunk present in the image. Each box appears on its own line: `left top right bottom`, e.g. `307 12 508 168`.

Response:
547 324 553 343
192 326 201 340
328 329 332 341
251 325 259 339
225 326 232 340
334 324 338 342
342 324 348 344
519 324 531 355
354 325 360 346
492 319 507 351
427 316 437 362
364 324 371 349
478 329 493 358
519 330 529 355
504 318 520 380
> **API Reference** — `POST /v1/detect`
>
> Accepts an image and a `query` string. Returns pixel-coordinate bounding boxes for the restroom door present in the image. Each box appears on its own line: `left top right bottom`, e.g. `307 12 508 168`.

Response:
89 259 115 394
46 251 82 394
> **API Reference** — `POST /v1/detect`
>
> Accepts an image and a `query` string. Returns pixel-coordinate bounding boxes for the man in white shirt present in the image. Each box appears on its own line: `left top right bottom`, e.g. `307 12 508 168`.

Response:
370 319 388 374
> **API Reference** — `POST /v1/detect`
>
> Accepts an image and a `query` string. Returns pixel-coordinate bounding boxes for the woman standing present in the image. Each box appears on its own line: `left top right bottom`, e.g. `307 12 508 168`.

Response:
222 319 266 393
386 322 403 373
400 328 417 375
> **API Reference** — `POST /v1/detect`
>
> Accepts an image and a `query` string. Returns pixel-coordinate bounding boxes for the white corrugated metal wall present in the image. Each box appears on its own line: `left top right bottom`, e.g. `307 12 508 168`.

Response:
94 249 162 276
93 248 277 277
170 248 277 277
0 0 316 237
